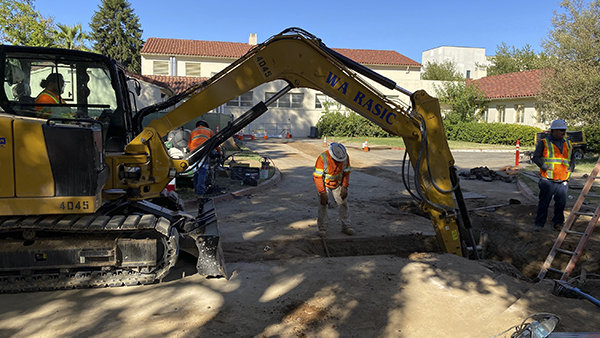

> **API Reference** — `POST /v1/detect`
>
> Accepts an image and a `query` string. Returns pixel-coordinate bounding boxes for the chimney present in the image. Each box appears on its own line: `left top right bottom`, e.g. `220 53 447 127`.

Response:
249 33 257 46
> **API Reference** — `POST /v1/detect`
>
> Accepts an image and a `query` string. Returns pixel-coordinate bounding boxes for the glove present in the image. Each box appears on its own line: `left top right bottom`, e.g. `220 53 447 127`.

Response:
541 164 549 171
319 192 328 206
340 186 348 200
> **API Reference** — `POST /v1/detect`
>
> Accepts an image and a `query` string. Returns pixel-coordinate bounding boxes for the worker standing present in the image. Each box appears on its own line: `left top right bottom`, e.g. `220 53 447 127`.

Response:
188 120 220 198
313 142 354 237
532 119 574 232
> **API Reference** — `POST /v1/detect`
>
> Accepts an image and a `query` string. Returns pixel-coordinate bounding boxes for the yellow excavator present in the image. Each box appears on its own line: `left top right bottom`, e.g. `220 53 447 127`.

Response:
0 28 476 292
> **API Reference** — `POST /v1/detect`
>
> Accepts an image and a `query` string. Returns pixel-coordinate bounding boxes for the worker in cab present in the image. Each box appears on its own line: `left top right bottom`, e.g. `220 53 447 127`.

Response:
313 142 354 238
188 120 221 198
532 119 575 232
35 73 72 119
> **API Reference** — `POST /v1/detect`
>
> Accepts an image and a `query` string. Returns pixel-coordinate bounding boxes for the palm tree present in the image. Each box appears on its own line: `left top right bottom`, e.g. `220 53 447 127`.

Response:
55 23 90 51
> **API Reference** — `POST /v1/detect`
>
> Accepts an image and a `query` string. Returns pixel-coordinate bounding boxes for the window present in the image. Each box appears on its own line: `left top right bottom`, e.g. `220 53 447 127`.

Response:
153 61 169 75
226 91 253 107
266 92 304 108
497 105 506 123
515 104 524 123
315 93 335 108
185 62 201 77
481 108 488 122
466 70 471 79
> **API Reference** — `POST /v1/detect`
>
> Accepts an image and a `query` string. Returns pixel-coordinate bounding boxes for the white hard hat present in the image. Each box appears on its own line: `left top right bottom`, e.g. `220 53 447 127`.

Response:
550 119 567 130
328 142 347 162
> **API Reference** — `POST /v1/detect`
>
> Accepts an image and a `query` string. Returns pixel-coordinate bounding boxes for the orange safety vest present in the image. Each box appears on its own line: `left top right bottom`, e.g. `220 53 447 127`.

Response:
188 126 221 153
313 151 351 192
35 90 66 118
540 138 572 181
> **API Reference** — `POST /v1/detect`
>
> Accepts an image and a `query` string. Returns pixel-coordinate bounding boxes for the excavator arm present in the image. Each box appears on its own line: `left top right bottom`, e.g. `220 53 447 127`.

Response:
121 28 468 256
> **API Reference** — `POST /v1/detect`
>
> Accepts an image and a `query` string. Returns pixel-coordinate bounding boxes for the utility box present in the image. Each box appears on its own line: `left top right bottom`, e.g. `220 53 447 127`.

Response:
310 126 318 138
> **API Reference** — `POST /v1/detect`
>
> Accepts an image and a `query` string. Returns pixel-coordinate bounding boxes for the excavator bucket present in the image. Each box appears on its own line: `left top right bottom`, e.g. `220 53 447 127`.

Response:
180 198 227 278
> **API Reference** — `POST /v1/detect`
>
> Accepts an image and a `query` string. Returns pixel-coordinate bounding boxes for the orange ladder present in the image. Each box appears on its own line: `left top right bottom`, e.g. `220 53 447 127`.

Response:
538 156 600 281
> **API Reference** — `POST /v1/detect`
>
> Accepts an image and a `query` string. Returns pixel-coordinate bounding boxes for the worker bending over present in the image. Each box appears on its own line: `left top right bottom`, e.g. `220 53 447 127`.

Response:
188 120 221 198
532 119 574 232
313 142 354 238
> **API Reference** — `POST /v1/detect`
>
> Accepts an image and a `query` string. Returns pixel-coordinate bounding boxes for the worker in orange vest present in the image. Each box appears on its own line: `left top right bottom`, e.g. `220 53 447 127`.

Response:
532 119 574 232
35 73 71 119
188 120 221 198
313 142 354 238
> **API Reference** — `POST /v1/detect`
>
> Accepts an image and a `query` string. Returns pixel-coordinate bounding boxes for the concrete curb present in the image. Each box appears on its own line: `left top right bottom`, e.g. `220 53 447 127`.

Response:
183 167 282 209
517 178 539 204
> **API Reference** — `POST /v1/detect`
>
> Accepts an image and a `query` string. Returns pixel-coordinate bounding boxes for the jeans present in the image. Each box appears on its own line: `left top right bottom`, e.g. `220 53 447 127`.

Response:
317 185 350 231
193 162 209 196
535 178 568 227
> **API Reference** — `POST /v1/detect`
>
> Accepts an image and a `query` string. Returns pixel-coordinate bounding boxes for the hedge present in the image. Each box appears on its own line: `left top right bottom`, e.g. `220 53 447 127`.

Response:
316 111 600 152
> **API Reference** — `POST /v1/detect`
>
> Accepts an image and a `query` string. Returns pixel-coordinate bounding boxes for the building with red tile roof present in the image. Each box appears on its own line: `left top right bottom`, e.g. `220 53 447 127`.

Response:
469 69 546 128
138 32 546 135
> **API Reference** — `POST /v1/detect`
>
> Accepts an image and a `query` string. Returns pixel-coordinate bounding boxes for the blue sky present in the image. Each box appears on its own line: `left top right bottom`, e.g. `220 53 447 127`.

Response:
35 0 563 62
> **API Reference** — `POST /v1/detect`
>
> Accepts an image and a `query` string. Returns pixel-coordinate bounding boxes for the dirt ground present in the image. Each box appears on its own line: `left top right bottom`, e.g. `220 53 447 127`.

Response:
0 138 599 338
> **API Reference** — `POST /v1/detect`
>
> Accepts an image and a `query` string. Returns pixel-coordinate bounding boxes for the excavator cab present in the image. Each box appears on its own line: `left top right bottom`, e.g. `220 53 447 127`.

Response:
1 46 134 152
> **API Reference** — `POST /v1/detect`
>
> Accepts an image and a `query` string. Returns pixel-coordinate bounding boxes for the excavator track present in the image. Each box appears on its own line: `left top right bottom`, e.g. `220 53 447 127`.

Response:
0 213 179 293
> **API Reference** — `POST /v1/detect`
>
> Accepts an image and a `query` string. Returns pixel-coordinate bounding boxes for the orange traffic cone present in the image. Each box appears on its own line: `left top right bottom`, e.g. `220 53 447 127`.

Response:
216 125 219 133
362 139 369 152
323 136 327 147
264 130 268 139
286 130 291 138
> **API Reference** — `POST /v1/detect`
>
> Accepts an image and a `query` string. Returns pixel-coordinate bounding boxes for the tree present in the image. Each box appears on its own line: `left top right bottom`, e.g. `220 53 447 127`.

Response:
90 0 144 73
0 0 55 47
487 42 551 76
55 23 91 51
538 0 600 125
421 60 463 81
434 81 487 123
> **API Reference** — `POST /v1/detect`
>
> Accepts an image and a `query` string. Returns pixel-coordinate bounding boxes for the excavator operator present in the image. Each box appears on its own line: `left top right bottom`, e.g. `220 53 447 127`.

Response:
188 120 221 198
35 73 71 119
313 142 354 238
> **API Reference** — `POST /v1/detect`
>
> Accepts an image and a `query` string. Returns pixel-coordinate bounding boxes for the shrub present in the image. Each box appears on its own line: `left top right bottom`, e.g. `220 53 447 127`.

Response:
444 121 542 146
316 111 392 138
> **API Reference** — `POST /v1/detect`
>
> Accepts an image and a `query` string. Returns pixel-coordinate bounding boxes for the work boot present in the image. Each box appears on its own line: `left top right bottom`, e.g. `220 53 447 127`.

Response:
553 224 562 231
533 225 542 232
342 227 355 235
318 230 327 238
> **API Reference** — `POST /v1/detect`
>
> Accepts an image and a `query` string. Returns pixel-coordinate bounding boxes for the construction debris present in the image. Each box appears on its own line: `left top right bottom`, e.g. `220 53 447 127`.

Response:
459 166 520 183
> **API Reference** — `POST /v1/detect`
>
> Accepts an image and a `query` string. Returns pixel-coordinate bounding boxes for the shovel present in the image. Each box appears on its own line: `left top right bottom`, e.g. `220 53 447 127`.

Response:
468 198 521 212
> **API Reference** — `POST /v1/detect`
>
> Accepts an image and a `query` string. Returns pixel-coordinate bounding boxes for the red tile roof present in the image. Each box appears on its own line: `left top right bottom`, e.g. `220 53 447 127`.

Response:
141 38 420 66
470 69 546 99
332 48 420 66
143 75 208 94
125 71 172 90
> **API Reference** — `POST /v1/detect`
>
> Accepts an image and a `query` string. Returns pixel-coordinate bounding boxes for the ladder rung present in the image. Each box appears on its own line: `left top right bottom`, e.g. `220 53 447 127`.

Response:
547 267 565 274
584 193 600 198
565 229 585 235
573 211 596 217
556 248 575 256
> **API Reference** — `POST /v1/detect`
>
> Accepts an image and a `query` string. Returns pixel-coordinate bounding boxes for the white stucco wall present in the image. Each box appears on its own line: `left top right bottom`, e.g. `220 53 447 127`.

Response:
421 46 490 80
483 98 545 129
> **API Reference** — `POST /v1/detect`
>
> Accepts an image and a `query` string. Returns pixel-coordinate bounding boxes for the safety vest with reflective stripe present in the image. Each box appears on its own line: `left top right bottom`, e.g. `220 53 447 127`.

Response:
188 126 214 152
35 90 66 118
313 151 351 190
541 138 572 181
